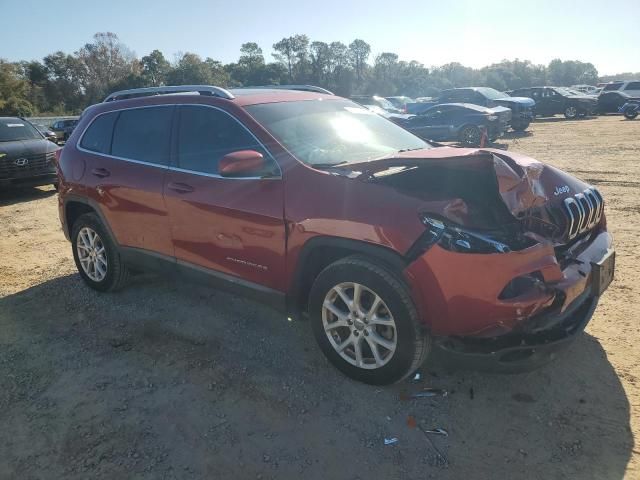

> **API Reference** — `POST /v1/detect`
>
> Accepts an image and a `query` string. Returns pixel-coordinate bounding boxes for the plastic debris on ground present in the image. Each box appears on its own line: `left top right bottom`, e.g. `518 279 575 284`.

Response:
406 416 417 429
399 387 448 400
422 427 448 437
384 437 399 446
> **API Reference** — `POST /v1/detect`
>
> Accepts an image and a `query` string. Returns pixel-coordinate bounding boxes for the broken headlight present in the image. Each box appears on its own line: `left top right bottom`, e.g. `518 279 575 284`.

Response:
420 216 511 254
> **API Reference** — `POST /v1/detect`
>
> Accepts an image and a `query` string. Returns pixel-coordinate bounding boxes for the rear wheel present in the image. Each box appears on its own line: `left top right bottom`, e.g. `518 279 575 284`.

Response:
309 256 429 385
459 125 481 146
564 106 578 119
511 120 530 132
71 213 130 292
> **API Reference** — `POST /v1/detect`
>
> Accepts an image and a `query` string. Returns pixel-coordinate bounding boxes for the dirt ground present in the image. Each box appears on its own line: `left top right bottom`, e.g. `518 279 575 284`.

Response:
1 115 638 479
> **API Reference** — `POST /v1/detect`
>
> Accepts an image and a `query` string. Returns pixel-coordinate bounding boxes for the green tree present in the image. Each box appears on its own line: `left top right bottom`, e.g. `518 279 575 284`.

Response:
272 34 310 82
0 60 35 115
348 39 370 87
141 49 170 86
76 32 136 103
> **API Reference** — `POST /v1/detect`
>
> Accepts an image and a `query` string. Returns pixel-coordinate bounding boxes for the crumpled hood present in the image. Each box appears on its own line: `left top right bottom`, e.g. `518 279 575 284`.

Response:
346 146 590 221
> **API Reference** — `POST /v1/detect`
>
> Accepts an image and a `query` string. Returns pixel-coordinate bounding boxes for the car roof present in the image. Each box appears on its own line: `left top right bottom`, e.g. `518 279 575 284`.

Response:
0 116 24 122
426 103 489 112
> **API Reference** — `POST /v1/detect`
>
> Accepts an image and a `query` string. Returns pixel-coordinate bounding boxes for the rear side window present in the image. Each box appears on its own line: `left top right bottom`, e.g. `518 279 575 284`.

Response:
177 105 269 175
80 112 118 154
111 106 173 165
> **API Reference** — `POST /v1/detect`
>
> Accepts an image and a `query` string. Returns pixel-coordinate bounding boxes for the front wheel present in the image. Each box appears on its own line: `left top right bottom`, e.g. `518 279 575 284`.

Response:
459 125 482 146
309 256 429 385
623 109 638 120
564 106 578 119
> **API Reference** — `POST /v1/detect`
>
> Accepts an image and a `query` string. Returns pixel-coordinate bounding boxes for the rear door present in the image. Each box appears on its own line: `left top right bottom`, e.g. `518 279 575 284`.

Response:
163 104 286 291
78 105 174 257
407 106 452 140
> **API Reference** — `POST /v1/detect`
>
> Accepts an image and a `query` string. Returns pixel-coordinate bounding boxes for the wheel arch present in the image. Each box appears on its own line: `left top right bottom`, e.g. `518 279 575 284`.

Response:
288 236 408 318
63 195 118 246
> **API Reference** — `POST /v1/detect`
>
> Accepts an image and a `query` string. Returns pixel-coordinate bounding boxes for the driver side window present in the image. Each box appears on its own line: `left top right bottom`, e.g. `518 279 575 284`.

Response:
177 106 275 176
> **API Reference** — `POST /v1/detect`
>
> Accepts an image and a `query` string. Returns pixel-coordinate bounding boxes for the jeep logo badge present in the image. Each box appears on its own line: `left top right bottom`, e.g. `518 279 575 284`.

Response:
15 158 29 167
553 185 571 196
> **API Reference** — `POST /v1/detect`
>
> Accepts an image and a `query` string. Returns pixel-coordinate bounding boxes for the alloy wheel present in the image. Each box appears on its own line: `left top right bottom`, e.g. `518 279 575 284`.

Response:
322 282 397 369
76 226 107 282
565 106 577 118
461 126 481 146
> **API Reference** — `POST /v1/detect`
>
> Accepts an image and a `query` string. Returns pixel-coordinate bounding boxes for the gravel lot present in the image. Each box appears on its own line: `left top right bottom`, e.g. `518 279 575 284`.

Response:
1 115 638 479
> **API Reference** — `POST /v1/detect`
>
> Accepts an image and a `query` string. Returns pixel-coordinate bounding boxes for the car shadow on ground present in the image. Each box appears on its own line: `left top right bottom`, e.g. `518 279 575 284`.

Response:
0 186 56 207
534 116 598 123
0 273 633 479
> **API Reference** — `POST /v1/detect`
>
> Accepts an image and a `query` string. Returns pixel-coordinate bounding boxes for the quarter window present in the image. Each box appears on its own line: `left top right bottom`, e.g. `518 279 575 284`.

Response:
177 105 272 175
79 112 118 154
111 106 173 165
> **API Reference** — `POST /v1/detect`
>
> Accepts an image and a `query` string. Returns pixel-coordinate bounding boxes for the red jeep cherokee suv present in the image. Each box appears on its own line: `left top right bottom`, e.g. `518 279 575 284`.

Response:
57 85 615 385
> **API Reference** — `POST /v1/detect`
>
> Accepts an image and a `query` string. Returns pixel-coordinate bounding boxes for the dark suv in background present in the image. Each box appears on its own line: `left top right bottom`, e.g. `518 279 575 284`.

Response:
0 117 60 189
57 85 614 385
510 86 597 119
51 119 79 143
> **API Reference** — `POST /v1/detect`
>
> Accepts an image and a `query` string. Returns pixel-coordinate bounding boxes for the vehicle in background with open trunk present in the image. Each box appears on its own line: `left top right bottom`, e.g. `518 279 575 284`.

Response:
56 85 615 385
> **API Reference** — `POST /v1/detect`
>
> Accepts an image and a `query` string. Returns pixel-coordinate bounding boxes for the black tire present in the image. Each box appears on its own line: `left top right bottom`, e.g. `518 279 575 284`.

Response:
309 255 430 385
623 109 638 120
511 120 530 132
459 125 482 146
71 213 130 292
564 105 578 119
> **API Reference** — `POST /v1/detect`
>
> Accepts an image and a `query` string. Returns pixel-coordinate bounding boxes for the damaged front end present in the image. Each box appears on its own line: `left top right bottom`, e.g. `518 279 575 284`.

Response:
348 147 615 371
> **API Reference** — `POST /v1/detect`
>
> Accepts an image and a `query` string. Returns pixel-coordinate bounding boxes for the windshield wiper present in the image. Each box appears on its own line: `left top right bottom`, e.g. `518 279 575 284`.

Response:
397 147 424 153
311 161 351 169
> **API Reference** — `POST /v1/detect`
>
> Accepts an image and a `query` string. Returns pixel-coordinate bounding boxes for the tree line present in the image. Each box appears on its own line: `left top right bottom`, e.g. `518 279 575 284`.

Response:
0 32 628 116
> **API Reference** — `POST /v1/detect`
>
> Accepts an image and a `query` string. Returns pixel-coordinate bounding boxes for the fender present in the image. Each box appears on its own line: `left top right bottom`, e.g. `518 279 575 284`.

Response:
61 194 119 245
287 235 409 317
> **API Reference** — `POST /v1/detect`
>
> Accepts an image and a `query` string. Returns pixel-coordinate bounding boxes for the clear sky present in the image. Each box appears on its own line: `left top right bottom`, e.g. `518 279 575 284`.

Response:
1 0 638 75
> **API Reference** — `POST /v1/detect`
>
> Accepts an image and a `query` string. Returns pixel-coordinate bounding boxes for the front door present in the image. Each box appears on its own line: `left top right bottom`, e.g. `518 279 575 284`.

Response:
163 105 286 291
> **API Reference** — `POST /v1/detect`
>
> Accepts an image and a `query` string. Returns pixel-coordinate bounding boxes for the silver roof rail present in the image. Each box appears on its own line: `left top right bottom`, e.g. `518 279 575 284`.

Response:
103 85 235 102
241 85 334 95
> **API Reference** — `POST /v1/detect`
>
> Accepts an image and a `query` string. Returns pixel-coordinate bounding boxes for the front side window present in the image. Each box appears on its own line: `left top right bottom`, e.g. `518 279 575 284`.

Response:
246 99 430 167
80 112 118 154
624 82 640 90
177 105 272 175
111 106 173 165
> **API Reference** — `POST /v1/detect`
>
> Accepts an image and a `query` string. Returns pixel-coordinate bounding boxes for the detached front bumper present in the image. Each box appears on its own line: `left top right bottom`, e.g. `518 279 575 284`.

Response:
404 228 613 371
432 290 598 372
405 230 613 335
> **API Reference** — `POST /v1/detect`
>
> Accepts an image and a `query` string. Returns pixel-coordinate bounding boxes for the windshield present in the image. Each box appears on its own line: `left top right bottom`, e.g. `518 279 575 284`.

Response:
477 87 508 100
0 119 42 142
246 99 429 167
